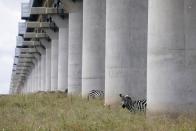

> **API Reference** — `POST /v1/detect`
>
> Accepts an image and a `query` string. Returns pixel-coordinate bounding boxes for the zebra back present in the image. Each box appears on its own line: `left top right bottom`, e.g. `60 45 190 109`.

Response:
87 90 104 100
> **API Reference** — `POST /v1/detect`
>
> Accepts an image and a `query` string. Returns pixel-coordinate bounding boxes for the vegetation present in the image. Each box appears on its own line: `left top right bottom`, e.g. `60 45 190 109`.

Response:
0 92 195 131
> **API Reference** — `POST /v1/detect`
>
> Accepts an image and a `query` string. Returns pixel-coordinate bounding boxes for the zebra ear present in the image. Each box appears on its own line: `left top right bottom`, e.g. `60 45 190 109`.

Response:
119 94 122 97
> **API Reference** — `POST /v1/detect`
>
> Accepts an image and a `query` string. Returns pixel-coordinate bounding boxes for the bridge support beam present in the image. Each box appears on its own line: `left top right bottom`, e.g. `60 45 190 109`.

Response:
34 62 39 92
52 16 69 92
51 39 59 91
33 64 37 92
68 2 83 95
82 0 106 97
45 30 59 91
26 76 30 93
31 67 35 92
36 46 46 92
37 58 41 91
41 40 52 92
29 73 33 93
41 53 46 91
148 0 196 114
105 0 148 105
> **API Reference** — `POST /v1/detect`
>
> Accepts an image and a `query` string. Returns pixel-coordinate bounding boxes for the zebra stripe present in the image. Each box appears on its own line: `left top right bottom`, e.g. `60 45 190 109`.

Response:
119 94 146 112
134 99 147 112
87 90 104 100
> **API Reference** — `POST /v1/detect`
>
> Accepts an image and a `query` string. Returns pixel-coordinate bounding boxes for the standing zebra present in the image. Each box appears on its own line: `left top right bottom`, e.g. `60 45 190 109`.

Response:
119 94 147 112
87 90 104 100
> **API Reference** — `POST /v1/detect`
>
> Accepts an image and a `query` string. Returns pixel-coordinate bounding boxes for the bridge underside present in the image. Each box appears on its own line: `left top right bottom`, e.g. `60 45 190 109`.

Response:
10 0 196 115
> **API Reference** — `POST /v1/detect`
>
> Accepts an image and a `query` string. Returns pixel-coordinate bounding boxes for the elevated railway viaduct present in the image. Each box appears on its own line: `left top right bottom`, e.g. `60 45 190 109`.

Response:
10 0 196 115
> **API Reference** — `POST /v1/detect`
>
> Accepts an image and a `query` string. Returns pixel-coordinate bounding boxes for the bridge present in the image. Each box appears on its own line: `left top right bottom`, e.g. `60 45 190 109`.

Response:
10 0 196 115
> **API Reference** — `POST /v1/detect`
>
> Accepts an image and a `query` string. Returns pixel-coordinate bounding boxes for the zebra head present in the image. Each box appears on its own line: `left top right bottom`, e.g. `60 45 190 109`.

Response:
119 94 133 109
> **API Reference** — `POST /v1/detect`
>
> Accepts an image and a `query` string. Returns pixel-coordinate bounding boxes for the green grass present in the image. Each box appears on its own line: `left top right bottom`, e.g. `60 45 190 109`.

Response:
0 92 195 131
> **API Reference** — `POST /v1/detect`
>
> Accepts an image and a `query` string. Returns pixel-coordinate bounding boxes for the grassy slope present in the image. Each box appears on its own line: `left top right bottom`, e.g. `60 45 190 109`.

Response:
0 93 195 131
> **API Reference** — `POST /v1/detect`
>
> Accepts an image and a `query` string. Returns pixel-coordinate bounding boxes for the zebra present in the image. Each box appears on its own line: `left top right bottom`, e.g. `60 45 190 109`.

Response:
87 90 104 100
119 94 147 112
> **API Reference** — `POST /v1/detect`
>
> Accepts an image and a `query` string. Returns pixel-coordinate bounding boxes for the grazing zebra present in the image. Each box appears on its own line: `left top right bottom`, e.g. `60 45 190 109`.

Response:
87 90 104 100
119 94 147 112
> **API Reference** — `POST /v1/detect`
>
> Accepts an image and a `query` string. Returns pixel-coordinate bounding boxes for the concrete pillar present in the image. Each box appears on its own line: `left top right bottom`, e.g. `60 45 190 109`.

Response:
53 16 69 92
33 53 41 92
38 58 41 91
32 55 39 93
82 0 106 97
27 73 30 93
27 79 29 93
24 83 27 94
31 71 34 93
148 0 196 114
14 87 17 94
41 53 46 91
51 39 58 91
25 81 28 94
105 0 148 105
34 63 38 93
27 77 30 93
23 81 27 94
35 62 39 92
45 30 59 91
21 83 24 94
37 46 46 91
33 64 37 93
31 68 34 92
32 67 36 92
25 80 27 94
25 80 27 93
29 72 32 93
68 2 83 95
41 40 52 92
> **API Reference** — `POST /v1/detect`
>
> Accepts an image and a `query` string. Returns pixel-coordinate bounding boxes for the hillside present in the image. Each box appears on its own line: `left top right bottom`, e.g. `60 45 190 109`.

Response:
0 93 195 131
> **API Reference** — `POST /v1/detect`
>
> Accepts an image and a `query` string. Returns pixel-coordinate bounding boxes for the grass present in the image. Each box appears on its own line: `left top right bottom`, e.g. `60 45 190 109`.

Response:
0 92 195 131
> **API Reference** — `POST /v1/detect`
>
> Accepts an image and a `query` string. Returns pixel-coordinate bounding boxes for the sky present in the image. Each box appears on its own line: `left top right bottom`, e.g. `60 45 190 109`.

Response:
0 0 28 94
